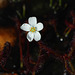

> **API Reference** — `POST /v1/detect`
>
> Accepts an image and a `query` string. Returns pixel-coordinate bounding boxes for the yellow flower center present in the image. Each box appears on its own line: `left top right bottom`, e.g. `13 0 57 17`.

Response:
30 27 36 32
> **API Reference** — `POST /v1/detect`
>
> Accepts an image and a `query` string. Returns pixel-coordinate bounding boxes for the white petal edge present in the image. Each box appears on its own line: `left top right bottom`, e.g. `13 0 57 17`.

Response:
36 22 44 31
28 17 37 26
27 32 34 42
20 23 31 31
34 31 41 41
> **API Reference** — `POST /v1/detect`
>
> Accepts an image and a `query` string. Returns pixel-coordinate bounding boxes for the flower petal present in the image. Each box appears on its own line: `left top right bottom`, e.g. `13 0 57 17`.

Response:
28 17 37 26
20 23 31 31
36 22 44 31
27 32 34 42
34 31 41 41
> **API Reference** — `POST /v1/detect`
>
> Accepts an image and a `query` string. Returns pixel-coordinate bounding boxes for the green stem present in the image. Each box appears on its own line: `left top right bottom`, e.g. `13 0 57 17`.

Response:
23 4 25 17
50 0 52 7
65 28 71 37
59 0 61 6
64 3 67 9
52 3 57 9
16 11 22 19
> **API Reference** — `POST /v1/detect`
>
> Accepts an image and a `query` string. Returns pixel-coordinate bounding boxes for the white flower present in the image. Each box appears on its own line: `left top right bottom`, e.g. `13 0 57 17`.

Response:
20 17 44 42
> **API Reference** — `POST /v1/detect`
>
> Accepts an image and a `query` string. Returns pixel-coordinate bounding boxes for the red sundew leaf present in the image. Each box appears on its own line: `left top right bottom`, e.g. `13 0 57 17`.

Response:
70 10 75 17
71 32 75 49
65 20 75 29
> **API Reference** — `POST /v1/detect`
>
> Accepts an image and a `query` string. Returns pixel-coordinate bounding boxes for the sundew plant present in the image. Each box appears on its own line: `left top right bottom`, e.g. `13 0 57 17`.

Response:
0 0 75 75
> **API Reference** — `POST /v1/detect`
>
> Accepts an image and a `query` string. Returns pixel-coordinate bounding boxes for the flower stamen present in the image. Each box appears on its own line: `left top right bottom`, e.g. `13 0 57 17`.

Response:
30 27 36 32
